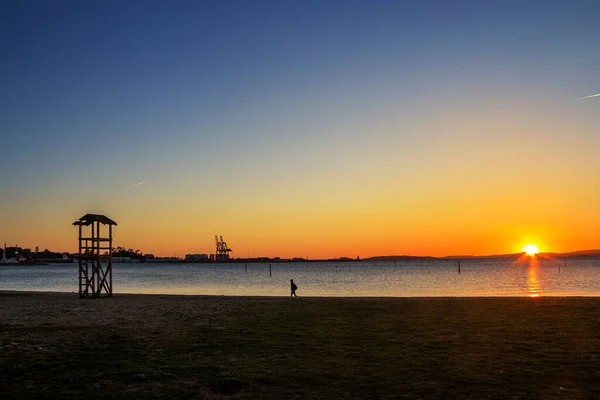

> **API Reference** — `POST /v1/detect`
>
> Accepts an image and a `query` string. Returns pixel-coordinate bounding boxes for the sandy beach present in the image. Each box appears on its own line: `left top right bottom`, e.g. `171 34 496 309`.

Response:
2 292 600 399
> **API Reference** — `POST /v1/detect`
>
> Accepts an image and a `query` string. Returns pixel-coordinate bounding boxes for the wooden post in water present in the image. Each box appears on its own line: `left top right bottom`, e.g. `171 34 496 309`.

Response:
245 262 247 272
458 260 461 274
269 263 272 277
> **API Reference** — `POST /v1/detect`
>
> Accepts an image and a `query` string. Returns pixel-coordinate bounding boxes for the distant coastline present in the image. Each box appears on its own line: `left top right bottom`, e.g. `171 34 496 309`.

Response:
365 249 600 262
2 249 599 266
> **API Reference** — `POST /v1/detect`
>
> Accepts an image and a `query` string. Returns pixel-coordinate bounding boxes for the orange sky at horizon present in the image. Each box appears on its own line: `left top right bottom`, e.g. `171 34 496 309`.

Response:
2 222 598 259
2 188 598 259
3 96 598 259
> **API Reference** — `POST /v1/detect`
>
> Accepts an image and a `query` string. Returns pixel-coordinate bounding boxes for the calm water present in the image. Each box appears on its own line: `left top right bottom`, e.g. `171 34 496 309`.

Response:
1 259 600 297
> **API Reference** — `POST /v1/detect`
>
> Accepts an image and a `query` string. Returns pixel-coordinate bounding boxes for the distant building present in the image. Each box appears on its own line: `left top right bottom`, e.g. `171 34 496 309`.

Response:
185 254 209 262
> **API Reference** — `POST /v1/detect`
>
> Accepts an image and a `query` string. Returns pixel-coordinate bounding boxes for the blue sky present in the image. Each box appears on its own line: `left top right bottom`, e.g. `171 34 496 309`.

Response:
1 1 599 256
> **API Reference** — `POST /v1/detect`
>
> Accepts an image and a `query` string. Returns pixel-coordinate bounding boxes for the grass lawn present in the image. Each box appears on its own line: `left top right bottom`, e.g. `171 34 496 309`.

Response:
1 293 600 399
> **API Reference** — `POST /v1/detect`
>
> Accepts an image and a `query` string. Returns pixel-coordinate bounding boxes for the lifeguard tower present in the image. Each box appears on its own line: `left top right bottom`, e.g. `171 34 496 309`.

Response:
73 214 117 298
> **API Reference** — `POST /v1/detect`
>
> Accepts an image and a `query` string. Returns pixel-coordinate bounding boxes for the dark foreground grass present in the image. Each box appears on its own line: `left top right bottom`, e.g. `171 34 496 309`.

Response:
1 293 600 399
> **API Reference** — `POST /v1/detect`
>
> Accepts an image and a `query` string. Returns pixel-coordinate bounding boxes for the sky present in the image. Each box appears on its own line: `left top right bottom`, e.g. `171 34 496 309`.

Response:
1 0 599 258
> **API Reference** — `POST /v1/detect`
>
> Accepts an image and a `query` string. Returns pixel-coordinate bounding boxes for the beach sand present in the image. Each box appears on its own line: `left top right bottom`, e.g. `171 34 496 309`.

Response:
1 292 599 399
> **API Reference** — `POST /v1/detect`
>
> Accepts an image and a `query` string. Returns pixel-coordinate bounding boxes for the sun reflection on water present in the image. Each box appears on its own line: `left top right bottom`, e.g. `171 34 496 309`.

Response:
527 257 541 297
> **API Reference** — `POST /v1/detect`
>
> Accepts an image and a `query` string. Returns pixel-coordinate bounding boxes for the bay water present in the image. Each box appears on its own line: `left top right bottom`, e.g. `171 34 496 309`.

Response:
2 258 600 297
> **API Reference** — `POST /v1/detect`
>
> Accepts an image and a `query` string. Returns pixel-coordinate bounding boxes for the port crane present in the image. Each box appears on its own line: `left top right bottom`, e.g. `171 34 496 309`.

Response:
215 235 232 261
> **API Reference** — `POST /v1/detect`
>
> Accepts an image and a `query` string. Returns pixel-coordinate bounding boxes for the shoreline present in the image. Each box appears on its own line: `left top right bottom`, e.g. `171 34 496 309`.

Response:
2 289 600 299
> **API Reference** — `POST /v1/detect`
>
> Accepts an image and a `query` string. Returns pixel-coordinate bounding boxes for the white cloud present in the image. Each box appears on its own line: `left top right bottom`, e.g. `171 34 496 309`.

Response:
581 93 600 99
131 182 145 186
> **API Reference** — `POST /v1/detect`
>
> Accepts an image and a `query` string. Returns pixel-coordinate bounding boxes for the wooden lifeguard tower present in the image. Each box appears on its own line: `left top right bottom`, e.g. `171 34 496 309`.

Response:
73 214 117 298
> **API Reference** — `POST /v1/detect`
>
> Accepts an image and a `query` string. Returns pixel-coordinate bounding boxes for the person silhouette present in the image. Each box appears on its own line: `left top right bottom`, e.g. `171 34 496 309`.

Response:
290 279 298 297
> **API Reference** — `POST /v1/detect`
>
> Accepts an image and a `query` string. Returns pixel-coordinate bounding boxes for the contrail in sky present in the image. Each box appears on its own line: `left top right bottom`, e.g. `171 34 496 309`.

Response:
581 93 600 99
131 182 145 186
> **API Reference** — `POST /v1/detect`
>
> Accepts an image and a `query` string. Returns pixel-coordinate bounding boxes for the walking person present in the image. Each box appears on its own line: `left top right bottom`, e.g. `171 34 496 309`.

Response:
290 279 298 297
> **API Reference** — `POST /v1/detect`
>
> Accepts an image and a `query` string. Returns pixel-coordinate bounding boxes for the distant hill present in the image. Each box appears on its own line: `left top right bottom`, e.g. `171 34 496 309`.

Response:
364 250 600 261
548 249 600 258
364 253 522 262
441 253 523 260
365 255 437 262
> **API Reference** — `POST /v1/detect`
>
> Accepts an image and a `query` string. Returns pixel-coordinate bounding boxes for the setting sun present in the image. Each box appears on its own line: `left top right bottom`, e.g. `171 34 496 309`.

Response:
523 244 540 256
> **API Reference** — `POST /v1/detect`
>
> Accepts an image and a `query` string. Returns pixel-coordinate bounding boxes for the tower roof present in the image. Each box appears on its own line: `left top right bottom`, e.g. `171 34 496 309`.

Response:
72 214 117 226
